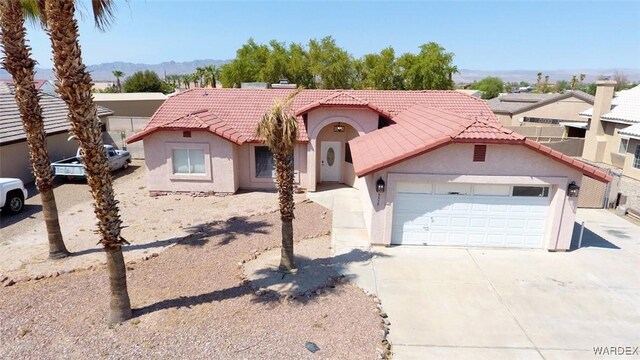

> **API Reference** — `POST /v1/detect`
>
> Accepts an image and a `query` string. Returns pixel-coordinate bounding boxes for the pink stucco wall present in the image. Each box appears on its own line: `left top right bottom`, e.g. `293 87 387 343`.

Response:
305 108 380 191
360 143 584 251
236 143 307 190
143 130 238 193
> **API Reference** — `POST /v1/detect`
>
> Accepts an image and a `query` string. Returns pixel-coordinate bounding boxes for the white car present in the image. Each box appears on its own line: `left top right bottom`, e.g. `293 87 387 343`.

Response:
0 178 28 214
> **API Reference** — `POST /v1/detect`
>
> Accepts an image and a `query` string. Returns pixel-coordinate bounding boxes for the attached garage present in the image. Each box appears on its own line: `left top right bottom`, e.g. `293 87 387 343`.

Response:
348 104 612 251
392 182 550 248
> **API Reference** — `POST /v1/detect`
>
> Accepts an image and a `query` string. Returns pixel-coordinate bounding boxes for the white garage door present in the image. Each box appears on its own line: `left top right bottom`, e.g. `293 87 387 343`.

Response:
392 182 551 248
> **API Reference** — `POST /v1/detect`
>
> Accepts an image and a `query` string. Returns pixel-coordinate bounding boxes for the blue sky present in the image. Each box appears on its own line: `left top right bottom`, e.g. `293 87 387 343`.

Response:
25 0 640 70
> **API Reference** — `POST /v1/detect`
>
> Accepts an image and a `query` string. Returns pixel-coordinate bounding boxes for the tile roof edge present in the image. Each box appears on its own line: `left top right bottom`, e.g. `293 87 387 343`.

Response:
522 139 612 183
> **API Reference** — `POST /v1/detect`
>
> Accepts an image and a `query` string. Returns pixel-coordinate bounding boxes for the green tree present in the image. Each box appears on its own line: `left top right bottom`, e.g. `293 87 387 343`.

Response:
357 47 400 89
470 76 504 99
112 70 124 92
123 70 165 93
397 42 458 90
256 91 299 271
287 42 313 88
307 36 354 89
220 38 270 87
555 80 570 93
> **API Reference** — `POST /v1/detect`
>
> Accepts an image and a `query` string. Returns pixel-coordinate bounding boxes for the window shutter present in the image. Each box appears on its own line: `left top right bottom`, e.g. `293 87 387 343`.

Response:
473 145 487 162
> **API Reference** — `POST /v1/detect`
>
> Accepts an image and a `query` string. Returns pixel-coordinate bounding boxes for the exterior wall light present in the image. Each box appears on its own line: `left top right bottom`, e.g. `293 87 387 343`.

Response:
376 177 386 193
567 181 580 197
333 123 345 132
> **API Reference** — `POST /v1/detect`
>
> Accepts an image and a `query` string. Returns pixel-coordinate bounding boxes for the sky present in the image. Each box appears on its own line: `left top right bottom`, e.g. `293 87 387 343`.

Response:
25 0 640 71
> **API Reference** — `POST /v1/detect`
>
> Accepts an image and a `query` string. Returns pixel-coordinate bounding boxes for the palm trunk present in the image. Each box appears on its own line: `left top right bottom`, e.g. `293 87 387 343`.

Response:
275 153 296 270
0 0 69 259
45 0 131 324
106 249 132 326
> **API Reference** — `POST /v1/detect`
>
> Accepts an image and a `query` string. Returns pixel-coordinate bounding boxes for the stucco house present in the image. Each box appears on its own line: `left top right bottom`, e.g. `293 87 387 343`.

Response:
0 82 113 183
127 88 610 251
488 91 595 129
581 81 640 208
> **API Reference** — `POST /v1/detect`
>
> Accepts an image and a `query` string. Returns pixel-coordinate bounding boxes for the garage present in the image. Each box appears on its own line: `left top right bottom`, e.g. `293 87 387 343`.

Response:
392 182 551 248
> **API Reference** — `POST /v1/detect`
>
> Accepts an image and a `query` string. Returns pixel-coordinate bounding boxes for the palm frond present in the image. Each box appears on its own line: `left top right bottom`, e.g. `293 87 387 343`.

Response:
90 0 116 31
20 0 46 28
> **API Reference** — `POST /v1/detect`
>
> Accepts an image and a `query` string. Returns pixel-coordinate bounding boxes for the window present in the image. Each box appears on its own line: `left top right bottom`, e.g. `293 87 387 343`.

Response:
183 131 191 138
634 145 640 169
619 138 629 154
512 186 549 197
172 148 205 174
345 143 353 164
473 145 487 162
523 117 560 125
255 146 275 178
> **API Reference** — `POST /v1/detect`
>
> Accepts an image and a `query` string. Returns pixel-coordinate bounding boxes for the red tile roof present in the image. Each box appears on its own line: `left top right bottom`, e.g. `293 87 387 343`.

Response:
348 104 611 183
126 88 494 144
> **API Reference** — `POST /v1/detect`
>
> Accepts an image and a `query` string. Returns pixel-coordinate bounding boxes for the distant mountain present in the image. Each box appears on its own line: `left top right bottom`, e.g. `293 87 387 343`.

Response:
0 59 230 82
1 59 638 84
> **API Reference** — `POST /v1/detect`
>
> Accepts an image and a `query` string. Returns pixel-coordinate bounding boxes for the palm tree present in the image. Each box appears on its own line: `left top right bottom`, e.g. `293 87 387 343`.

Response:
202 65 217 88
181 74 191 89
256 91 299 271
0 0 70 259
112 70 124 92
44 0 131 325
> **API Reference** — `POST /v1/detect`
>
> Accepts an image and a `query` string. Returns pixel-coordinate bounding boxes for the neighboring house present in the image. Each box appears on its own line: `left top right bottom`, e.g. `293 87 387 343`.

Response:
127 88 610 251
93 92 168 159
0 83 113 183
581 81 640 208
454 89 481 98
488 91 595 128
92 92 167 117
1 78 57 96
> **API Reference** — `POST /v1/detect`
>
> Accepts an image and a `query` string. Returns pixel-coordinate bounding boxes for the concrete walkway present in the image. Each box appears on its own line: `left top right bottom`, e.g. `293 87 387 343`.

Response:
307 185 379 295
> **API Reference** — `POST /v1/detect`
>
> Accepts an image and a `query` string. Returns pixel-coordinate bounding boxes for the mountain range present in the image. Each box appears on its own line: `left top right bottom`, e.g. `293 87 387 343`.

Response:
1 59 638 84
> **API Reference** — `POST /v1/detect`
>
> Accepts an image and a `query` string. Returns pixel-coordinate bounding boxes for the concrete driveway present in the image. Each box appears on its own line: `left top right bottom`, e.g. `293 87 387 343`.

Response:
355 209 640 359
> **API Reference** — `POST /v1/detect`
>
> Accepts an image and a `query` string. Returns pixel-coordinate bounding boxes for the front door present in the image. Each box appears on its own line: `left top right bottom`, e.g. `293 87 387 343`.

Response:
320 141 341 182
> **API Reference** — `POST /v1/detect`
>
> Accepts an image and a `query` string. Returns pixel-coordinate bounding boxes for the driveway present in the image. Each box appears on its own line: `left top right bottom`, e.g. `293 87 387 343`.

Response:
351 209 640 359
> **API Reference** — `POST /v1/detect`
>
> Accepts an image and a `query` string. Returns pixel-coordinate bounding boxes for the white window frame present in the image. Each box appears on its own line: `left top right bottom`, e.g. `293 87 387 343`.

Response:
165 142 211 181
634 145 640 169
618 138 629 154
249 144 298 184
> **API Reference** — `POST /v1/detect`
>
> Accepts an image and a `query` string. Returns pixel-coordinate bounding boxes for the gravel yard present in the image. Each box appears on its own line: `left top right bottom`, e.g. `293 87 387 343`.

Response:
0 196 383 358
0 161 306 281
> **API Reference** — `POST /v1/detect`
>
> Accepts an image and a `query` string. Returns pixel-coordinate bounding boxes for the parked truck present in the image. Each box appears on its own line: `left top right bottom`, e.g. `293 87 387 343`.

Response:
0 178 28 214
51 145 131 180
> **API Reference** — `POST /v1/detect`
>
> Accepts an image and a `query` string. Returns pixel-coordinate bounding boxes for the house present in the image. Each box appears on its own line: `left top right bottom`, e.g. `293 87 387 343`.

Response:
92 92 167 117
127 88 610 251
0 82 113 183
92 92 168 159
581 81 640 208
1 78 57 96
488 91 595 128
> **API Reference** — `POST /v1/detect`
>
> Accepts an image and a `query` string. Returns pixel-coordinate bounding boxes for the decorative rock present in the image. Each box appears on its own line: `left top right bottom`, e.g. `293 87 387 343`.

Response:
0 275 7 283
383 318 390 326
315 289 322 295
255 290 262 296
3 279 15 287
151 253 159 258
380 312 388 318
305 341 320 353
34 275 45 280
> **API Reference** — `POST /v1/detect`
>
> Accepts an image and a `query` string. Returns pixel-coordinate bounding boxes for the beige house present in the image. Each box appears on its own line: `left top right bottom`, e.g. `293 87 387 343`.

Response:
127 88 610 251
581 81 640 208
92 92 167 117
0 83 113 183
488 91 595 128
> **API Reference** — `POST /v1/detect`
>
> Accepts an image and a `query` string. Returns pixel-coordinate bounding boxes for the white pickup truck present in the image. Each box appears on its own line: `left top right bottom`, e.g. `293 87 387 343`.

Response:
0 178 28 214
51 145 131 180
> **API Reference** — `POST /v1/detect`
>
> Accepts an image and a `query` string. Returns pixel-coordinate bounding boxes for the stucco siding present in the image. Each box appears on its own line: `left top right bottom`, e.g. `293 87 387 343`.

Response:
237 143 307 190
143 130 237 193
305 108 379 191
513 97 593 125
360 143 583 251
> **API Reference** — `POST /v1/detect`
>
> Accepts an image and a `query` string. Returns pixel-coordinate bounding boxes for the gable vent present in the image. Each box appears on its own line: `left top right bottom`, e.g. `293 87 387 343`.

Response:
473 145 487 162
